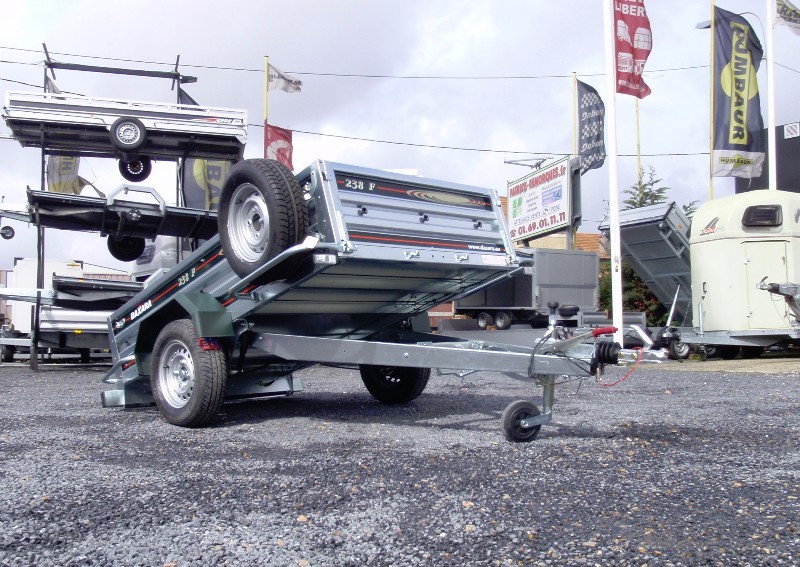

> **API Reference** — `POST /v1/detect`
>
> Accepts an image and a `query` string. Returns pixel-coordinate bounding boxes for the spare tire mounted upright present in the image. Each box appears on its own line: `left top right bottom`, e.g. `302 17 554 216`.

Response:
218 159 308 281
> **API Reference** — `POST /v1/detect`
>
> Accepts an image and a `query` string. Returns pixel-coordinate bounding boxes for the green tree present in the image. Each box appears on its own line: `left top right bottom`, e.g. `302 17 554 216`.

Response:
622 166 669 209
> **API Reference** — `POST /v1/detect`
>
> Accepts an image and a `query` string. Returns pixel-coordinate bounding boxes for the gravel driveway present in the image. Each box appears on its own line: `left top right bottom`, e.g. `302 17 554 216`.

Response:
0 354 797 566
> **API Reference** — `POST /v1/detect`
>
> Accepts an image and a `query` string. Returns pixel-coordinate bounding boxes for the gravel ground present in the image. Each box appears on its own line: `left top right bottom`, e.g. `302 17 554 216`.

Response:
0 353 798 566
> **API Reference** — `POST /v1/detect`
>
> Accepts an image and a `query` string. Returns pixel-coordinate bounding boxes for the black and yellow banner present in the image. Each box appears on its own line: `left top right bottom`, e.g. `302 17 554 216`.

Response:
712 7 765 178
182 159 231 211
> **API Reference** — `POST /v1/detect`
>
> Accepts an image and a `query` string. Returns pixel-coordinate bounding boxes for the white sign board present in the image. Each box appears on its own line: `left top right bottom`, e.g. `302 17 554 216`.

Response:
507 157 571 242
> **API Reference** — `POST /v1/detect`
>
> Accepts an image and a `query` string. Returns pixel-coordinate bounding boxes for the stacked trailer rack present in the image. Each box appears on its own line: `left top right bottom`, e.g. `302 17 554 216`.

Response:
102 159 665 441
0 54 243 368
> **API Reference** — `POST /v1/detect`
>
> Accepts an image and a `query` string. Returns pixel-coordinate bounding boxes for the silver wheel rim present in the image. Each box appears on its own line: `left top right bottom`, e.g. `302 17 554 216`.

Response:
158 339 194 409
228 182 269 262
116 122 141 145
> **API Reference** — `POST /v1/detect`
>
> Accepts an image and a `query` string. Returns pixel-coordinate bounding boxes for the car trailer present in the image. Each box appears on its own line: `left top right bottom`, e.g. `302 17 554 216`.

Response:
102 158 665 441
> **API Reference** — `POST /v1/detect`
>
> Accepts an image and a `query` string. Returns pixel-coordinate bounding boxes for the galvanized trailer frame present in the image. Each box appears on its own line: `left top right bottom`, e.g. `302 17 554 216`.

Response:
3 90 247 162
102 159 662 440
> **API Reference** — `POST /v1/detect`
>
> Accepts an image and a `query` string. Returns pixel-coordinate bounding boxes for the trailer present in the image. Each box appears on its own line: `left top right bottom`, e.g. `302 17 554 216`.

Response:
101 158 664 441
0 183 217 262
453 247 599 329
684 190 800 358
0 259 142 362
2 90 246 182
601 193 800 359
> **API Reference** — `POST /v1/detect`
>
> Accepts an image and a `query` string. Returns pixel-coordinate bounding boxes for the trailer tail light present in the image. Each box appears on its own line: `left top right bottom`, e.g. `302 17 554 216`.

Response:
742 205 782 227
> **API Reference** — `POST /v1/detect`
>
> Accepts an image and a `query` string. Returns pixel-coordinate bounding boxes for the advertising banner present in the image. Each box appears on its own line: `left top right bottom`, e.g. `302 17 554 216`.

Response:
712 7 765 178
614 0 653 98
507 157 571 243
265 123 294 170
576 80 606 175
182 159 232 211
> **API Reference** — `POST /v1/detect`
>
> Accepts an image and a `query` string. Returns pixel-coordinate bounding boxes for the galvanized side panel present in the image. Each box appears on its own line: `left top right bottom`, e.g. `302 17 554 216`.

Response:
299 161 516 269
600 202 692 324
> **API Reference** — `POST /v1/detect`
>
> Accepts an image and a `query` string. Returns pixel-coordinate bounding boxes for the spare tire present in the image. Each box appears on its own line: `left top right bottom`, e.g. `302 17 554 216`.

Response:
110 117 147 152
218 159 307 281
119 156 152 182
107 235 146 262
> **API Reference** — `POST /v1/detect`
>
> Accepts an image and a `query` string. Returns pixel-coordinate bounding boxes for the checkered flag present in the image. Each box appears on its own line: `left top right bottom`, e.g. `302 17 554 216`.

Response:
577 80 606 175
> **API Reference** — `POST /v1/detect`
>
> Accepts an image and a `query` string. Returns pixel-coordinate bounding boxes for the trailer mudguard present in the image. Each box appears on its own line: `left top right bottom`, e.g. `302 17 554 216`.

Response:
174 292 234 338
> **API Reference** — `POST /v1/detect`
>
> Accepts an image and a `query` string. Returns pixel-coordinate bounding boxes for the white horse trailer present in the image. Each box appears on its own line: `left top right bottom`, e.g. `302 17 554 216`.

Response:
684 190 800 358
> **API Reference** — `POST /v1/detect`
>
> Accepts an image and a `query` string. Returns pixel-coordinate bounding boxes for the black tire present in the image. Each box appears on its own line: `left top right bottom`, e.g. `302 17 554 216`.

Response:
359 365 431 404
1 345 14 363
150 319 227 427
110 116 147 152
501 400 541 442
476 312 493 330
119 156 152 182
218 159 307 281
668 338 691 360
494 311 512 330
740 345 764 359
79 349 91 364
107 236 146 262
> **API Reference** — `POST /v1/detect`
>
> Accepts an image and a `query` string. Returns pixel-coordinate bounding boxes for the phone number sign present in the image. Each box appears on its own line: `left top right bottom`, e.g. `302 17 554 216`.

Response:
507 157 571 242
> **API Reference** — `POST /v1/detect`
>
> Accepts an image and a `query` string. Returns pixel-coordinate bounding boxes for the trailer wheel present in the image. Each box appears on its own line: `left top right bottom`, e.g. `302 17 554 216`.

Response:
151 319 227 427
494 311 512 330
476 312 494 330
501 400 541 442
218 159 307 281
1 345 14 363
668 338 691 360
118 156 152 182
110 117 147 152
359 365 431 404
107 235 146 262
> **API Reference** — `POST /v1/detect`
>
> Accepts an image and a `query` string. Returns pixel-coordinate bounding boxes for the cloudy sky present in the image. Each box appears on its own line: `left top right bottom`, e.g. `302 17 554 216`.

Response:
1 0 798 272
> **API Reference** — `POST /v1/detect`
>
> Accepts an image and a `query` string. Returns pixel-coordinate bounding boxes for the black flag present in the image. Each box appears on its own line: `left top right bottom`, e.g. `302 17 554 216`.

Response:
177 87 199 106
576 80 606 175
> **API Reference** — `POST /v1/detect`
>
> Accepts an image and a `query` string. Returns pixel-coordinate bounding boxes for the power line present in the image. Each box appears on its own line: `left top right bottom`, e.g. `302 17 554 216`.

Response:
250 123 708 157
0 76 41 88
0 45 721 79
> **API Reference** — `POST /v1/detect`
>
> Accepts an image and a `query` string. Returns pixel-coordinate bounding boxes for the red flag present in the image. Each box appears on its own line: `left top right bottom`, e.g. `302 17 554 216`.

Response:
264 123 294 170
614 0 653 98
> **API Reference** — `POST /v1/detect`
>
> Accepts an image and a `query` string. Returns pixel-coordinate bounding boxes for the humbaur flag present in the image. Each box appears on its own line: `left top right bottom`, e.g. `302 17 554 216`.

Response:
175 88 232 210
183 159 231 210
614 0 653 98
267 64 302 93
778 0 800 34
46 155 88 194
264 123 294 170
576 80 606 175
712 7 765 178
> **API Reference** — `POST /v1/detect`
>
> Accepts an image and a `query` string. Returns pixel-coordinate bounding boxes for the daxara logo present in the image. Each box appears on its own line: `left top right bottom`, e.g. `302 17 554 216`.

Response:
699 217 720 236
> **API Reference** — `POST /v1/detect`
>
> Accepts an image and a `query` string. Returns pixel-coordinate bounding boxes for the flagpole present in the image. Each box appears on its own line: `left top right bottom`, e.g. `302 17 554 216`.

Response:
709 1 716 200
603 0 624 347
636 98 642 186
264 55 270 123
572 72 578 156
766 0 779 191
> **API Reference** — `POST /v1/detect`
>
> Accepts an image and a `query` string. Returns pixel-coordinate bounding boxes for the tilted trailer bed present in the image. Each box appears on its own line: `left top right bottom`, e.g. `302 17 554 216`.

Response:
102 158 664 441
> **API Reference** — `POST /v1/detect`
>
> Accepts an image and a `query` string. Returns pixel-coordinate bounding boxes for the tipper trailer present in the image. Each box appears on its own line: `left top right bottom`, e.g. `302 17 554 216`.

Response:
102 158 664 441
